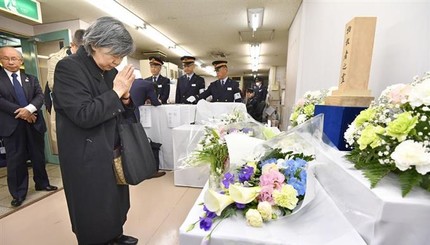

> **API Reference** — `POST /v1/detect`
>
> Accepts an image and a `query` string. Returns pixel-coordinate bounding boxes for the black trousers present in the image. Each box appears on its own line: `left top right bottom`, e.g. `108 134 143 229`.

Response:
4 120 49 199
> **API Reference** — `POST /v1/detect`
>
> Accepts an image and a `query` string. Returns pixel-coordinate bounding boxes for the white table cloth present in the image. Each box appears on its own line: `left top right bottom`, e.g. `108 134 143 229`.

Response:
179 177 366 245
139 105 196 170
314 144 430 245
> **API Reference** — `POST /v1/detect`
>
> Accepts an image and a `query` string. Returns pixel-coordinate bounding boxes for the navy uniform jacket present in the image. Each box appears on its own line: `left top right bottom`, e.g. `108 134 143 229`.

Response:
0 67 46 137
197 78 242 102
175 73 205 104
254 85 268 104
146 75 170 104
130 78 161 118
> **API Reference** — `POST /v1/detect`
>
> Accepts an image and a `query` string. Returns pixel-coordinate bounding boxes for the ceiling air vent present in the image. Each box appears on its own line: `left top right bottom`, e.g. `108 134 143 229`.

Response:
142 50 167 59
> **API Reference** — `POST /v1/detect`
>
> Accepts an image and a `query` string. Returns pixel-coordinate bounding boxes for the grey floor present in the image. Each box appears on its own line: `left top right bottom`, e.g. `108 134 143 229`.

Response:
0 165 201 245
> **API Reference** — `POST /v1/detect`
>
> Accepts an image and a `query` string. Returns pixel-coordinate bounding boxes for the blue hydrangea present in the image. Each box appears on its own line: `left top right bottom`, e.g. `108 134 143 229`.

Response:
287 176 306 196
284 159 307 178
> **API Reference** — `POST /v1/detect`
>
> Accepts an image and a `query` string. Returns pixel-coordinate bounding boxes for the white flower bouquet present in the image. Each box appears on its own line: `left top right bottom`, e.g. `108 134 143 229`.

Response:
345 72 430 196
289 87 336 127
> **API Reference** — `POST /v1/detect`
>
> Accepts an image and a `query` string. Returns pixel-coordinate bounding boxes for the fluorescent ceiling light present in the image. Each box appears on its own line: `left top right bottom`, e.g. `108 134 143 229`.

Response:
250 43 260 58
86 0 198 59
250 43 260 72
86 0 142 27
247 8 264 31
136 25 175 49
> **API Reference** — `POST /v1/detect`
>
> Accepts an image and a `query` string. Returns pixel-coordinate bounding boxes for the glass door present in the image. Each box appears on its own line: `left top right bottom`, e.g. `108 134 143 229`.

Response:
20 29 70 164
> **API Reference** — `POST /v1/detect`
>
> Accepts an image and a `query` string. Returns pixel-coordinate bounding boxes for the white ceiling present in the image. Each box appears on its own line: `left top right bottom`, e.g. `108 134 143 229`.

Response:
36 0 302 77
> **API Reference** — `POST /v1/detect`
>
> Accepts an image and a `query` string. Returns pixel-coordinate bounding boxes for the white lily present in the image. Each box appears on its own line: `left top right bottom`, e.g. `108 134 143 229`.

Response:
204 189 234 216
229 184 261 204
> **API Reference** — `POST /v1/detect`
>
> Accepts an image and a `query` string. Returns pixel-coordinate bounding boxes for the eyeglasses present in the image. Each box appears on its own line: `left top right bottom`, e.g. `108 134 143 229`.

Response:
1 57 22 62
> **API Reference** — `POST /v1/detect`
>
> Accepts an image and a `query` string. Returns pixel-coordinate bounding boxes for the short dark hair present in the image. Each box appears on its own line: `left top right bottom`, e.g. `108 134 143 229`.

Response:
72 29 85 46
246 88 254 93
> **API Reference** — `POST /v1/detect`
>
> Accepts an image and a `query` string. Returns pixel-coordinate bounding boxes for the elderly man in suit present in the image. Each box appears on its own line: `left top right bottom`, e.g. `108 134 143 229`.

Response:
0 47 57 207
195 60 242 102
146 56 170 104
175 56 205 104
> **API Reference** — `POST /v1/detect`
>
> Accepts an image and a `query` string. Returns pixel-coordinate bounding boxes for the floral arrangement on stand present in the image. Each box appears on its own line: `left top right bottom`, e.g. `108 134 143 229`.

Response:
186 146 314 239
345 72 430 196
184 109 279 190
289 87 336 128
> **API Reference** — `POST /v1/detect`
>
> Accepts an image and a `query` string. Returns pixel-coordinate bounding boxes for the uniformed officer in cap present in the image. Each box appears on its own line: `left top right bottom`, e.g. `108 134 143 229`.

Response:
194 60 242 102
145 56 170 104
176 56 205 104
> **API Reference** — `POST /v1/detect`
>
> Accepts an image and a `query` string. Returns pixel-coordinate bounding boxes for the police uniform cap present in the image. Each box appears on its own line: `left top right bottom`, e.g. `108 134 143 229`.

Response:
181 56 196 65
149 56 164 66
212 60 228 70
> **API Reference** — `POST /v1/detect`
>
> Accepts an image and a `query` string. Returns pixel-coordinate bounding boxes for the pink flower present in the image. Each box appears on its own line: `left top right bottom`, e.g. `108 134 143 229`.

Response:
384 84 411 104
296 98 306 107
258 185 275 204
260 169 285 190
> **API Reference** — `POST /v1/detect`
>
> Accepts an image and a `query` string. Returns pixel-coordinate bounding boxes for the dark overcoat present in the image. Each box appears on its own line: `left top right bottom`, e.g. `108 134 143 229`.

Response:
175 73 205 104
198 78 242 102
53 47 134 244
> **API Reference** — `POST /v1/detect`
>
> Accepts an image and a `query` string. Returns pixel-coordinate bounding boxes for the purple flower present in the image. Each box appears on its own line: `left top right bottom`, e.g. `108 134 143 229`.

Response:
202 205 217 219
241 128 253 134
199 216 213 231
235 203 246 209
222 172 235 189
238 166 254 183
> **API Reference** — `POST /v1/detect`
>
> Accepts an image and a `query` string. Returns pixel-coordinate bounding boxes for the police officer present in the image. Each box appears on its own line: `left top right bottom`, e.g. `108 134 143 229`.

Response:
253 78 268 104
195 60 242 102
176 56 205 104
146 56 170 104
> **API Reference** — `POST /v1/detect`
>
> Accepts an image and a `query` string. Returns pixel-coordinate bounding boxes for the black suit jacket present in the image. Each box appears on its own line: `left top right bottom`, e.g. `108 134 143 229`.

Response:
198 78 242 102
254 85 268 104
130 78 161 118
146 75 170 104
175 74 205 104
0 67 46 137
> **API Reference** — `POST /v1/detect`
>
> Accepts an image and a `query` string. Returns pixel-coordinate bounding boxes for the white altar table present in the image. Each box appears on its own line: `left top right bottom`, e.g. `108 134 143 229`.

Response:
139 105 196 170
315 144 430 245
179 179 366 245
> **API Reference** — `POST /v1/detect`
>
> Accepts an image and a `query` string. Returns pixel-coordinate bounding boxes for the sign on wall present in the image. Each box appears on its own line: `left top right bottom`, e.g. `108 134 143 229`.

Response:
0 0 42 23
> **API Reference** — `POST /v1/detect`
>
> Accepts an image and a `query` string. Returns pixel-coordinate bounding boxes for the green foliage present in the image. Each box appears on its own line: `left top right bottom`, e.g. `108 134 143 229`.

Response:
398 170 423 197
361 164 394 188
261 148 315 162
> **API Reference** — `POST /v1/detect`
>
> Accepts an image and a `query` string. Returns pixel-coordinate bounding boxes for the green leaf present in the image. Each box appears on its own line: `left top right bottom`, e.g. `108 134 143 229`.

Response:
398 170 422 197
362 164 393 188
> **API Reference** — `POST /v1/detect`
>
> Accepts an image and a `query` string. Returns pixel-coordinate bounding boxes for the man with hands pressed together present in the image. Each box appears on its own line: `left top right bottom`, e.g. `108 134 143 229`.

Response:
0 47 57 208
